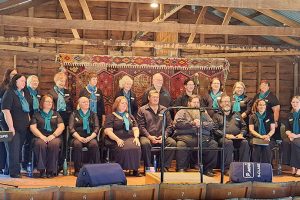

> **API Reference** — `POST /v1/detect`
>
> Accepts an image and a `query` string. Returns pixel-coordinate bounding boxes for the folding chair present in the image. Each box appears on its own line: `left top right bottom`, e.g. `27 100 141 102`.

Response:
5 186 59 200
250 181 293 199
206 182 252 200
59 185 110 200
110 184 159 200
159 183 206 200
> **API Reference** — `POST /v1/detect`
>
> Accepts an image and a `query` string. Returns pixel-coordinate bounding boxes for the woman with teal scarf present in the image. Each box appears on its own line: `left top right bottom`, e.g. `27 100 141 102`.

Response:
282 96 300 176
232 81 252 121
30 95 65 178
104 96 142 177
25 75 41 116
69 97 100 177
201 77 223 117
249 99 276 163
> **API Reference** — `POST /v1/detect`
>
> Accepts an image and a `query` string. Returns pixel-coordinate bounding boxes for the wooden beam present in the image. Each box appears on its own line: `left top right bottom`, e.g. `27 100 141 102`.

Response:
0 44 56 54
258 9 300 28
187 6 207 44
187 51 300 58
79 0 93 20
1 15 300 38
58 0 80 39
222 8 234 25
1 36 299 51
239 61 243 81
215 8 300 46
86 0 300 11
294 58 299 95
122 3 134 40
276 61 280 99
257 62 262 89
28 7 34 48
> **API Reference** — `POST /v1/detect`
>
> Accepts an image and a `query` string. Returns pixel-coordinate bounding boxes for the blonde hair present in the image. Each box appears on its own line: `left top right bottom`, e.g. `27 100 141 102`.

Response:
26 75 39 87
233 81 246 95
119 75 133 89
77 96 89 110
291 96 300 112
54 72 67 83
112 96 128 112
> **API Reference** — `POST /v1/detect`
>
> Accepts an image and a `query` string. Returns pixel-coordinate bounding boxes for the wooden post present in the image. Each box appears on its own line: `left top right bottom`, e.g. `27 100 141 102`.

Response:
257 61 262 91
38 56 42 77
239 61 243 81
13 55 16 69
276 61 280 100
294 57 299 95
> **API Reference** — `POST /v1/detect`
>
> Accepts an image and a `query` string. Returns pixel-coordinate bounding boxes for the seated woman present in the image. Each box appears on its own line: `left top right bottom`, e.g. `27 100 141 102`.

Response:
30 95 65 178
69 97 100 177
249 99 275 163
104 96 142 177
282 96 300 176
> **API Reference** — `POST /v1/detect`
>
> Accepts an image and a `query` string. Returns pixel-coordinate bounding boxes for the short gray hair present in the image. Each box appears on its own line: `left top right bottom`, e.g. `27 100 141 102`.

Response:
119 75 133 89
27 75 39 86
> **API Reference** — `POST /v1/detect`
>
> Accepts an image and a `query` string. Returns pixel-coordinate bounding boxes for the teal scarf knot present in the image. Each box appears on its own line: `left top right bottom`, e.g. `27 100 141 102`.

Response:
259 90 270 99
40 110 53 132
232 94 244 112
27 86 39 112
87 85 97 113
54 86 66 112
14 90 30 113
210 91 222 109
123 90 132 115
116 111 130 131
293 110 300 134
79 109 91 134
256 112 267 135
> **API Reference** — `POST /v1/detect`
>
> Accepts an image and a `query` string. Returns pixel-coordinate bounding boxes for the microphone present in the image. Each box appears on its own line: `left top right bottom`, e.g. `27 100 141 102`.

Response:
193 73 200 87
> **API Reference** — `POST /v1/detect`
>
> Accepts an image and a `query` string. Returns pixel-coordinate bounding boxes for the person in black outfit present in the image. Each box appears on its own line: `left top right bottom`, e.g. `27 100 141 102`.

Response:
137 90 176 170
174 78 195 107
79 73 105 126
1 74 30 178
69 96 100 176
213 95 250 175
249 99 276 163
115 75 138 117
281 96 300 176
0 68 17 174
201 77 223 117
30 95 65 178
173 95 218 177
104 96 142 177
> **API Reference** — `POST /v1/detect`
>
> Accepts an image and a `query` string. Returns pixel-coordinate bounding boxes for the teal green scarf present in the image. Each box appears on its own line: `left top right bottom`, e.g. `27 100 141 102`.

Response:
258 90 270 99
40 110 53 132
116 111 130 131
210 91 222 109
232 94 244 112
256 112 267 135
27 86 39 112
293 110 300 134
14 90 30 113
54 86 66 112
87 84 97 113
79 109 91 134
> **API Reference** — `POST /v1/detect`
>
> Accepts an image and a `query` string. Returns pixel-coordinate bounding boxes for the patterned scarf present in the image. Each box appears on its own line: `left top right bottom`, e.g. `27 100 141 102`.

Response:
293 110 300 134
40 110 53 132
87 84 97 113
256 112 267 135
258 90 270 99
14 90 30 113
123 90 132 115
232 94 244 112
116 111 130 131
54 86 66 112
210 91 222 109
79 109 91 134
27 86 39 112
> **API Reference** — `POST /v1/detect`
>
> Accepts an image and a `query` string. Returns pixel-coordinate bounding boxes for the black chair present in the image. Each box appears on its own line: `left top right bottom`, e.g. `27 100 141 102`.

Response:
159 183 206 200
206 182 252 200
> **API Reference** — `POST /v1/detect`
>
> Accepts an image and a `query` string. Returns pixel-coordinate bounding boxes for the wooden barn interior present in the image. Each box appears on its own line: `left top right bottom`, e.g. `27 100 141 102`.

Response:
0 0 299 199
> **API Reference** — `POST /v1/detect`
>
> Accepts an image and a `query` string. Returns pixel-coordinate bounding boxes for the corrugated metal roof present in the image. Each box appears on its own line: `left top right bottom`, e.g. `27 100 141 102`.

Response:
274 10 300 24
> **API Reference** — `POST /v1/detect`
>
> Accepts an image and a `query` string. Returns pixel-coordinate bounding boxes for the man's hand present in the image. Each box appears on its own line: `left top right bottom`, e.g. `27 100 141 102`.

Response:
236 134 245 139
148 135 158 144
225 134 236 139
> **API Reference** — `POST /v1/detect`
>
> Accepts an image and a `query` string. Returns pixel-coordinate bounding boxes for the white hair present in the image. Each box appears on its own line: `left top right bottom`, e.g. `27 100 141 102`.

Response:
27 75 39 86
119 75 133 89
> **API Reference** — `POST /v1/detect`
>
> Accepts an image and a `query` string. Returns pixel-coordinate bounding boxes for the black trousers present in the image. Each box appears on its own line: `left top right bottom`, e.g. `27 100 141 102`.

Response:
33 137 61 173
282 138 300 168
140 136 176 168
71 138 100 172
0 142 6 170
5 129 27 176
175 134 218 171
217 138 250 169
251 140 275 164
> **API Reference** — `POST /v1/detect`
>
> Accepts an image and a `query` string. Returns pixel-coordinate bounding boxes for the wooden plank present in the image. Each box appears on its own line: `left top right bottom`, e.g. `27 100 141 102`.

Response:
79 0 93 20
187 6 207 44
187 51 300 58
122 2 134 40
86 0 300 11
222 8 234 25
276 61 280 99
294 58 299 95
1 15 300 38
239 61 243 81
215 7 300 46
0 44 56 54
58 0 80 39
258 61 262 90
28 7 34 48
258 9 300 28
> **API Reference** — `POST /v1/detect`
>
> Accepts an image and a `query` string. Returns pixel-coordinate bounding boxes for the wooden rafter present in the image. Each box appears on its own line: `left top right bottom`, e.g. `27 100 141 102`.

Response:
59 0 80 39
133 5 185 41
258 9 300 28
122 3 134 40
79 0 93 20
215 7 300 46
187 6 207 44
86 0 300 11
222 8 234 25
1 15 299 38
188 51 300 58
0 44 55 54
0 36 299 52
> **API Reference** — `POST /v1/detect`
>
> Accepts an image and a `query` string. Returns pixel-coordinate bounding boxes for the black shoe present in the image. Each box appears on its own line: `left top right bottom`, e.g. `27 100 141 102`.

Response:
209 169 216 175
132 170 143 177
39 170 47 178
176 169 186 172
224 170 230 176
10 174 22 178
47 171 54 178
192 164 200 170
203 171 215 177
74 171 79 177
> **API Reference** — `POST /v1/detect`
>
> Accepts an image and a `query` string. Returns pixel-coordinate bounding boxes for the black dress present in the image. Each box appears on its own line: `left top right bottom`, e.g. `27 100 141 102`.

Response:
30 111 63 173
69 110 100 172
1 89 30 176
80 87 105 125
0 85 7 171
104 113 141 170
201 91 223 117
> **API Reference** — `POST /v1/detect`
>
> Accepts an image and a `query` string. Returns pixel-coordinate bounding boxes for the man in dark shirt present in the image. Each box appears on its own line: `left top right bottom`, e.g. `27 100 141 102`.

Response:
213 95 250 175
137 90 176 170
174 78 195 107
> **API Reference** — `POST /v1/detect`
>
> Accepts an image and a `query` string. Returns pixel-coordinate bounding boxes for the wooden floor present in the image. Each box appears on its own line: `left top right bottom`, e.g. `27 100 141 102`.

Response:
0 167 299 188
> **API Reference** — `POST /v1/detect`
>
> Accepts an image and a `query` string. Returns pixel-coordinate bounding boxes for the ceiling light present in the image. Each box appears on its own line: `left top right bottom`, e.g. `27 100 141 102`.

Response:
150 2 158 8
